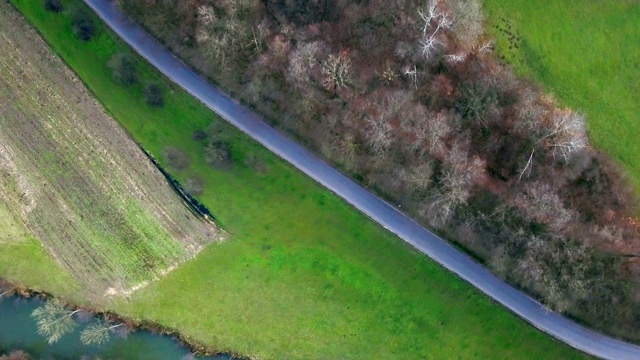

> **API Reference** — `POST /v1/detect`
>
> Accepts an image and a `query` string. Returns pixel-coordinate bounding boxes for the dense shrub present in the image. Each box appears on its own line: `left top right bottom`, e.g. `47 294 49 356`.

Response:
44 0 62 13
144 83 164 108
71 9 95 41
108 53 137 85
262 0 340 25
456 81 499 124
192 129 206 142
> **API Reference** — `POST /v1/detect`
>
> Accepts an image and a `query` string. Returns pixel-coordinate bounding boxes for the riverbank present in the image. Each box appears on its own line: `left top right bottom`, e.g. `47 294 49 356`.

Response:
0 282 242 360
0 279 237 358
4 0 583 358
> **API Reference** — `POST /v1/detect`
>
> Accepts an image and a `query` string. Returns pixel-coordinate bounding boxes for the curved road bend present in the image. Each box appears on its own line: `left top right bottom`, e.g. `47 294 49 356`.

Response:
84 0 640 358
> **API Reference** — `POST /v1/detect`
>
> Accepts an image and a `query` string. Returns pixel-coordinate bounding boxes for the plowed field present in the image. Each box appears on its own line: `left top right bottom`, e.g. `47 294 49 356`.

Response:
0 3 221 295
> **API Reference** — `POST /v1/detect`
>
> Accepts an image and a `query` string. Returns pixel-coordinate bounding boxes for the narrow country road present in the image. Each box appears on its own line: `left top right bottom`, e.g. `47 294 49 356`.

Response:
83 1 640 358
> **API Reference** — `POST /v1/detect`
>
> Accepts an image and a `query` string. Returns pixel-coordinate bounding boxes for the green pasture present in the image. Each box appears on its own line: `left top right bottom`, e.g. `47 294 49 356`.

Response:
5 0 585 358
483 0 640 189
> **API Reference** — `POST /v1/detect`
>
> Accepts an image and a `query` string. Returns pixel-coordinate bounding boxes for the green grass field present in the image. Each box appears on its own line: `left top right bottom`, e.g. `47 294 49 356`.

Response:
483 0 640 189
5 0 585 358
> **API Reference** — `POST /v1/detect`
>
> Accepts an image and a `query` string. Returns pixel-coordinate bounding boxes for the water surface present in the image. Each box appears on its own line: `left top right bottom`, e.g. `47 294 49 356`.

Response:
0 296 231 359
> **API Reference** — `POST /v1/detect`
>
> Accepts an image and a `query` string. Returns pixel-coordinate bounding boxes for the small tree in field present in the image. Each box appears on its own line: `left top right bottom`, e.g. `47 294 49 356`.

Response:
31 299 80 344
108 53 138 85
184 176 205 196
204 141 233 168
162 147 190 170
144 83 164 108
72 9 95 41
44 0 63 13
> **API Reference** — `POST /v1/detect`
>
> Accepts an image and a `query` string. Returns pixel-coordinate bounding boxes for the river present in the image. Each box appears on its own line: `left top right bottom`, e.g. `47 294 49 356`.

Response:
0 296 232 359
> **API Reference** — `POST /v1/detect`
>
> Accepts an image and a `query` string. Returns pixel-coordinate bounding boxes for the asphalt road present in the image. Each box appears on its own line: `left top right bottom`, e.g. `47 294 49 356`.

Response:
83 1 640 358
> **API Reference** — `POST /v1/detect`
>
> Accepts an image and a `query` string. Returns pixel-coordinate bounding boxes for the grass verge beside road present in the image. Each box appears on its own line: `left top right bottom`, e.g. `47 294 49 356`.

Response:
483 0 640 190
8 0 585 358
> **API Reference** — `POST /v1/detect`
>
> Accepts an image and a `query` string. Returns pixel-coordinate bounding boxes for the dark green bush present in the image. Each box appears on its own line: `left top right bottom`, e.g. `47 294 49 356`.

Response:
204 141 233 168
108 53 138 85
71 9 95 41
456 81 498 123
144 83 164 108
44 0 63 13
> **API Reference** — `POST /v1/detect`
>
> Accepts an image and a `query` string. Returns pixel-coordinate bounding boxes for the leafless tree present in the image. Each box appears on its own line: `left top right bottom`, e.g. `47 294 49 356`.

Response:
321 131 359 171
419 34 443 58
163 147 190 170
248 19 270 57
321 53 352 90
0 286 14 298
515 181 575 234
385 90 414 116
444 53 465 63
478 39 494 54
364 112 393 155
364 91 413 156
518 110 588 179
80 322 126 346
31 299 80 344
197 5 216 26
422 141 483 221
451 0 484 50
411 110 456 156
515 235 591 313
517 148 535 180
418 0 442 36
417 0 452 58
546 111 588 162
289 41 323 84
402 63 418 89
395 42 414 59
200 32 232 70
424 168 471 221
401 162 434 192
515 89 545 135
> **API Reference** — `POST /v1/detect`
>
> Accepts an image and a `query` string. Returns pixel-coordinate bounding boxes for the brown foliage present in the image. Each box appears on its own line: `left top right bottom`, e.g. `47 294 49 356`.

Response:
0 351 31 360
162 147 190 170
